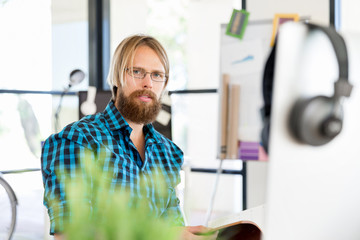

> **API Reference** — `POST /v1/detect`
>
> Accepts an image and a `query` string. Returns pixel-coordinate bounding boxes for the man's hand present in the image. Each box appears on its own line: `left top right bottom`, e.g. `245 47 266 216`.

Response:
54 233 64 240
178 225 218 240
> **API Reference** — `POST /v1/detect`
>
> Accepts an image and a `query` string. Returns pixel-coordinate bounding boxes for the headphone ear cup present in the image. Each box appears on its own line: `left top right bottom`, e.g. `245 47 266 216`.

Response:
289 96 343 146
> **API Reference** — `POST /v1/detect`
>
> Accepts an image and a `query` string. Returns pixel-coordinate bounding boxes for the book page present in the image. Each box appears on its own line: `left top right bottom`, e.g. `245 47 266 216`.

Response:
208 204 265 231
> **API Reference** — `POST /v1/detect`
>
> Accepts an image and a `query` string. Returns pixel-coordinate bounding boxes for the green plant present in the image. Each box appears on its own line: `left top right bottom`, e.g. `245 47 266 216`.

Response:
51 149 181 240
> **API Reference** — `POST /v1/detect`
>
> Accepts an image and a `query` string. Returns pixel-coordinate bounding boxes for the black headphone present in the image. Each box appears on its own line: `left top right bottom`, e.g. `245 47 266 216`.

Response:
262 23 353 151
289 23 353 146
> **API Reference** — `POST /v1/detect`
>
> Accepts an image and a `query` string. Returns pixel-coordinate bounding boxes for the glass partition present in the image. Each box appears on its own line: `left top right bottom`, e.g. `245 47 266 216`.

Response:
0 94 51 170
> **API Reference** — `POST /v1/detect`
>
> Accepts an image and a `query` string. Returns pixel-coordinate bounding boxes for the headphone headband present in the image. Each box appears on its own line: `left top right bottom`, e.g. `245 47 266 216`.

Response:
261 22 354 149
307 23 353 98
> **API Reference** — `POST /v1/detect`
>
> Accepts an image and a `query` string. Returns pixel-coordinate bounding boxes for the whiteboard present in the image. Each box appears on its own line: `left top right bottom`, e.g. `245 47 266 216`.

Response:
217 20 273 159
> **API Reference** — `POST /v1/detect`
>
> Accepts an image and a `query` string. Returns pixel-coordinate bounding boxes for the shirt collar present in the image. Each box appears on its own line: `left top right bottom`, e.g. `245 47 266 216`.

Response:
143 123 163 145
103 100 131 133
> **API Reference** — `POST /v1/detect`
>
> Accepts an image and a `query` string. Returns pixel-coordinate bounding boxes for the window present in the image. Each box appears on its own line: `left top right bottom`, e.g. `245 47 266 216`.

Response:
0 1 87 238
0 0 52 168
0 1 53 238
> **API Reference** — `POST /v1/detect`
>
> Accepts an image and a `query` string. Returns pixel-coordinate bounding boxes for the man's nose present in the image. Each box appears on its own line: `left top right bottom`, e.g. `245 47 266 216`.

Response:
142 73 153 88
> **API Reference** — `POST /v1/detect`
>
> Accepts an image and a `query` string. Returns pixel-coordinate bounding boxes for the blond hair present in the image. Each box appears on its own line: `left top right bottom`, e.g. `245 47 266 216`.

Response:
107 34 169 100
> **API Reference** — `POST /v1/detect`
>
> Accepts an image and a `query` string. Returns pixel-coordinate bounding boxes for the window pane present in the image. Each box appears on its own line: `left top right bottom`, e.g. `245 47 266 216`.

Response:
0 0 52 90
0 94 52 170
1 171 44 239
51 0 89 91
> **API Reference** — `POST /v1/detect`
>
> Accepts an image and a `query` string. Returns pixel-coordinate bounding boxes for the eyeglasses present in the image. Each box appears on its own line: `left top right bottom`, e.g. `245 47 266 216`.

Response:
126 67 167 82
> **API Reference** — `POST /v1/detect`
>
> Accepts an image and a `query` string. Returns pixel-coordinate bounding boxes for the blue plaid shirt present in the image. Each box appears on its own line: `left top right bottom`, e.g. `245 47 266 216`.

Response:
41 101 184 234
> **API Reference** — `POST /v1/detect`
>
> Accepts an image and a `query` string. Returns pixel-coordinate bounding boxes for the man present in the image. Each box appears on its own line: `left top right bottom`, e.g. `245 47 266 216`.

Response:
41 35 217 239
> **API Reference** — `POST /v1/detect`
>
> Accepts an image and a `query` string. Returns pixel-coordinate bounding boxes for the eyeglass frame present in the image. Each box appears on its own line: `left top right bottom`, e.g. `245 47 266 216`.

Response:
125 67 168 83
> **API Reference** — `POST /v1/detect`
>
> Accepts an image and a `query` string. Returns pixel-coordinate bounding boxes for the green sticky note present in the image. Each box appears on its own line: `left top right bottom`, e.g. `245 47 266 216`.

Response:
226 9 250 40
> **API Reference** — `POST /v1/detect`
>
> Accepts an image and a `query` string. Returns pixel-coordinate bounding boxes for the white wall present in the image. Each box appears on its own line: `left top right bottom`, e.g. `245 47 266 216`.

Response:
341 0 360 32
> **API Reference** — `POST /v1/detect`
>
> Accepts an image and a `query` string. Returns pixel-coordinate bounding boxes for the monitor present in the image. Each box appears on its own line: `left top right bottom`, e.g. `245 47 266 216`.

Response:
264 22 360 240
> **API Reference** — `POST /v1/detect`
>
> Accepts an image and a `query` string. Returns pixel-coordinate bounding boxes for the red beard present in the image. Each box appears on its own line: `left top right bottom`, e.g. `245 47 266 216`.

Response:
115 89 162 124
